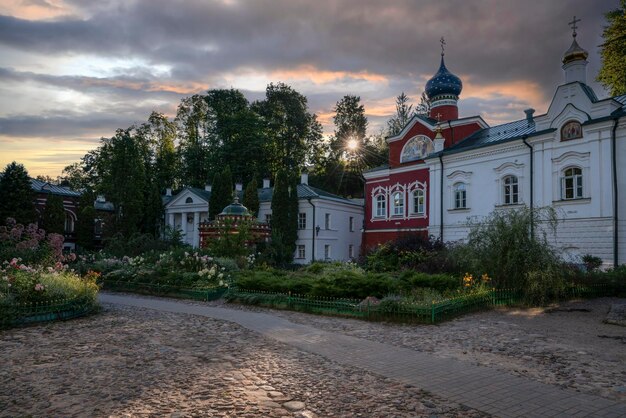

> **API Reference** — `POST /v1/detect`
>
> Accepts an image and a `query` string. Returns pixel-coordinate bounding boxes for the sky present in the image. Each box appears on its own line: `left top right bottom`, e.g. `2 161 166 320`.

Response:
0 0 619 177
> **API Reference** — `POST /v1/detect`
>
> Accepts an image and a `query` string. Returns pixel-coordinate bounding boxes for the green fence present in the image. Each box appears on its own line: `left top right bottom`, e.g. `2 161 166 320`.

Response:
227 282 623 324
0 297 97 329
100 280 227 302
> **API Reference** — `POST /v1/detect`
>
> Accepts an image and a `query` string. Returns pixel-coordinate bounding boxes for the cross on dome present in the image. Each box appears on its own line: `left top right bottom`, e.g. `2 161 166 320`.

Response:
440 37 446 56
568 16 581 38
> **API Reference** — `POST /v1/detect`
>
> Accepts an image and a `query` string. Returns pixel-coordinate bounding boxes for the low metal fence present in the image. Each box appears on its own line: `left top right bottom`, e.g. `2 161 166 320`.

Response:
0 297 97 329
100 280 227 302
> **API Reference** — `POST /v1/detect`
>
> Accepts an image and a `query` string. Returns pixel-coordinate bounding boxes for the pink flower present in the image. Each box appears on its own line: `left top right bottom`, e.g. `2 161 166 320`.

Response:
34 283 45 291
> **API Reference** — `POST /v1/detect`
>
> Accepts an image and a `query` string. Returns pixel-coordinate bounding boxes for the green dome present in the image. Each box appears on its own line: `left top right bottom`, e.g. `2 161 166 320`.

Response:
219 198 251 217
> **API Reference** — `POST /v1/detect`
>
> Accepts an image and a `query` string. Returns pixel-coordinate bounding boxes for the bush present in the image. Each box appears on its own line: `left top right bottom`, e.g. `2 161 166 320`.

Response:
397 270 459 293
365 234 455 273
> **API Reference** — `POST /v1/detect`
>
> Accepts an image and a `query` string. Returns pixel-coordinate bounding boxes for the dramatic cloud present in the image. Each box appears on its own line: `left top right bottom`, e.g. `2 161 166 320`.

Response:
0 0 618 175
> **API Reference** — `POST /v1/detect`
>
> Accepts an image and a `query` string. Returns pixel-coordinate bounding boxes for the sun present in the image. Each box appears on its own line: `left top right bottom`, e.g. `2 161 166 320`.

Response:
346 139 359 151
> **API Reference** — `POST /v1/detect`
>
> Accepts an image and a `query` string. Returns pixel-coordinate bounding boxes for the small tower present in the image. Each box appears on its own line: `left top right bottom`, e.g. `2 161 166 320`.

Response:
562 16 589 84
425 37 463 122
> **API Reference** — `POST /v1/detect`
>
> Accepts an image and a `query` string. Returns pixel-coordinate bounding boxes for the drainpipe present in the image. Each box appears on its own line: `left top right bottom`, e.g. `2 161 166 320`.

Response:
438 154 444 241
612 116 621 267
307 198 316 262
522 135 534 239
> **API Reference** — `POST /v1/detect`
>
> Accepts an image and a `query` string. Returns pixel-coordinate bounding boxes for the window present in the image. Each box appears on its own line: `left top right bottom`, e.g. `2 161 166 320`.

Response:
325 213 331 229
324 244 331 260
298 212 306 229
561 120 582 141
296 245 306 259
503 175 519 205
265 214 272 224
412 189 425 215
64 213 74 233
454 183 467 209
374 195 386 218
391 191 404 216
349 216 354 232
348 244 354 259
561 167 583 199
185 197 193 204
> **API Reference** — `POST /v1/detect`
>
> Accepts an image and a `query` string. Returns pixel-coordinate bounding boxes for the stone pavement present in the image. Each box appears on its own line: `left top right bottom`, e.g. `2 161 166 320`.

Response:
100 293 626 418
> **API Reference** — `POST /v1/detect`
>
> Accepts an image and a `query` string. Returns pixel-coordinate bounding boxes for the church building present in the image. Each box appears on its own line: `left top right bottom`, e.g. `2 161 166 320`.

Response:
363 22 626 267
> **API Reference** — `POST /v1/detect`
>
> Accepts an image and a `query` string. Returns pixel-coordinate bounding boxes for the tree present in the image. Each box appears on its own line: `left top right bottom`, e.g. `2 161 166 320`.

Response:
41 194 66 235
270 169 298 264
0 162 37 225
387 92 415 136
252 82 323 173
597 0 626 96
415 92 431 116
330 95 368 160
76 190 96 250
243 177 259 216
176 95 216 187
145 111 178 192
209 166 233 220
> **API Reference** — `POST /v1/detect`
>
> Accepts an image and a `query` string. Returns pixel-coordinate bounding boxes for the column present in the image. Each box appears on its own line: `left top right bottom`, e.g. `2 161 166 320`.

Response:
168 213 174 229
193 211 200 248
180 212 187 243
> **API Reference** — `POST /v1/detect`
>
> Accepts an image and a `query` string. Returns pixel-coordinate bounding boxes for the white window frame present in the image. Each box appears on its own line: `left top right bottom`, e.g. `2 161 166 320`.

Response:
349 216 354 232
324 244 331 260
502 175 519 205
296 245 306 259
324 213 331 229
411 189 425 215
348 244 354 259
453 182 467 209
391 191 404 217
374 194 386 218
265 214 272 224
298 212 307 230
561 167 583 200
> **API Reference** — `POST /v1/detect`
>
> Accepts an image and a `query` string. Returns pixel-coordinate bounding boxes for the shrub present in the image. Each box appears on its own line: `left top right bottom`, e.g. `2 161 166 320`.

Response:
365 234 455 273
397 270 459 293
581 254 603 272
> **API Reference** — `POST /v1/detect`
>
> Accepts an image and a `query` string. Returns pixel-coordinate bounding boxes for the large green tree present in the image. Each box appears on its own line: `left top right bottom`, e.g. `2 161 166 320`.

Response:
0 162 37 225
209 166 233 220
76 190 96 250
144 111 178 192
270 169 298 264
176 95 216 187
597 0 626 96
253 82 324 173
330 95 368 160
41 194 66 234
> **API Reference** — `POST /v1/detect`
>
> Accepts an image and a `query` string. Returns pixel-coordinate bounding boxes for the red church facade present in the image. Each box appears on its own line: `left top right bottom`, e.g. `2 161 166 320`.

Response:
362 51 486 249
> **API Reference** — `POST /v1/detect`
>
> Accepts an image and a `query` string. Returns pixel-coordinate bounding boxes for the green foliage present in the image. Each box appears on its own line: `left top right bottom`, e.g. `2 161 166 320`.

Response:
269 170 298 264
0 162 37 225
366 234 454 273
387 92 415 136
582 254 603 272
41 194 66 235
455 207 566 304
396 270 460 293
76 191 95 250
206 218 254 258
242 178 259 216
146 111 178 191
330 95 368 159
597 0 626 96
209 166 233 220
103 232 177 258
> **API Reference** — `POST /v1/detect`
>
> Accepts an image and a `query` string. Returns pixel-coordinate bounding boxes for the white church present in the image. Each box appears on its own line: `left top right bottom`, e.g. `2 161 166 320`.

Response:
424 24 626 266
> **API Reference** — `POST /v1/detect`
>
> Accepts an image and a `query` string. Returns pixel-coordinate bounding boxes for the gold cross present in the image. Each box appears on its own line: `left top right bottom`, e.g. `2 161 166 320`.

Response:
435 112 442 122
440 37 446 56
568 16 581 38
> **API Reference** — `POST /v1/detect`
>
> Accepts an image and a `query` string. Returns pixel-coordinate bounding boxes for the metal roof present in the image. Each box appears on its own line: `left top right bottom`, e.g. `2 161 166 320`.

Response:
444 118 536 154
30 179 81 197
258 184 361 206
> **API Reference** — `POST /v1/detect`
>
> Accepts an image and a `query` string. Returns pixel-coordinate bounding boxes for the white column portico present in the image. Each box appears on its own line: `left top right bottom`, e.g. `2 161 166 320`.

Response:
193 212 200 248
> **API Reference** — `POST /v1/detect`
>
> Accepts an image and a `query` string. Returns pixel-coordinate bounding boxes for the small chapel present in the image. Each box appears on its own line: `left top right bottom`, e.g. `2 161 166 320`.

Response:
363 19 626 267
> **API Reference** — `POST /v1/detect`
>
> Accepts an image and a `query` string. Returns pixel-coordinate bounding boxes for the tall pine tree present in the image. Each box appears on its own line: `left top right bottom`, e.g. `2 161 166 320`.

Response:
270 169 298 264
209 166 233 220
242 177 259 216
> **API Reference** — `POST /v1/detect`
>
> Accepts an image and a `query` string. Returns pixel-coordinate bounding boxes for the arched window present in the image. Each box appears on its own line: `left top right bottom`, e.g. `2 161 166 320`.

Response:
503 175 519 205
454 183 467 209
412 189 425 215
561 167 583 199
374 194 386 218
185 197 193 204
391 191 404 216
64 213 74 233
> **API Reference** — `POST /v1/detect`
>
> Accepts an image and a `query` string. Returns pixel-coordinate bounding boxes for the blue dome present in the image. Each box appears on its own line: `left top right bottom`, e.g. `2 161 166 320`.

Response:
425 56 463 100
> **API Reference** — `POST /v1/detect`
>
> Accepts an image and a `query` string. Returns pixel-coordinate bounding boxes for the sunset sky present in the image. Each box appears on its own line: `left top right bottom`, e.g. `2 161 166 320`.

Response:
0 0 618 177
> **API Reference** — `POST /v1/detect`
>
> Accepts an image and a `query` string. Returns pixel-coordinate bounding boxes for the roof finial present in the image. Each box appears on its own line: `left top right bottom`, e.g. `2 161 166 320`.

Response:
440 36 446 56
568 16 581 38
